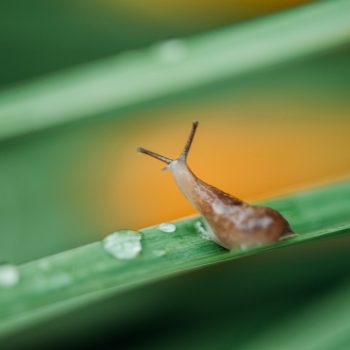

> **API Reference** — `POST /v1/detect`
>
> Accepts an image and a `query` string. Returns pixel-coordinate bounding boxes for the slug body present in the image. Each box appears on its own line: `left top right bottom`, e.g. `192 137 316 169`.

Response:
137 122 293 250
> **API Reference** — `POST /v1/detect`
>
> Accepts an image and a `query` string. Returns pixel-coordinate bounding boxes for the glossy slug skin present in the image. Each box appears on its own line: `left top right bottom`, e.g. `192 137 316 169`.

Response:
137 121 293 250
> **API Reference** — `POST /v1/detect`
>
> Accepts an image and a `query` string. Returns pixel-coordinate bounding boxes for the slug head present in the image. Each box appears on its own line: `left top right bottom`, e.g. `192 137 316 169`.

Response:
137 121 198 170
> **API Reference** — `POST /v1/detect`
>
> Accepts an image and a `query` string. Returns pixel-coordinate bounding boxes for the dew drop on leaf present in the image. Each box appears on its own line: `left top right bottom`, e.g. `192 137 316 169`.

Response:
156 39 188 64
194 221 213 241
279 233 299 241
153 249 167 257
0 263 20 287
158 222 176 233
103 230 142 260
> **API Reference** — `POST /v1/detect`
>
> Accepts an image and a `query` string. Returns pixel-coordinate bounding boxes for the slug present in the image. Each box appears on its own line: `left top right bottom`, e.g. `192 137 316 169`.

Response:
137 121 293 250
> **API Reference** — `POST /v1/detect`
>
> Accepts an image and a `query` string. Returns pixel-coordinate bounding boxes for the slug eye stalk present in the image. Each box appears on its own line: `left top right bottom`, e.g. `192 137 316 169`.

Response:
136 121 199 164
136 147 173 165
180 120 198 161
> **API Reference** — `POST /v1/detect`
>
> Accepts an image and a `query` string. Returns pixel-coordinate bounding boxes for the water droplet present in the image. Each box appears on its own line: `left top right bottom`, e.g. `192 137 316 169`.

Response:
239 244 250 251
153 249 167 257
156 39 188 64
37 259 50 271
103 230 142 260
194 221 213 241
0 264 19 287
158 222 176 233
279 233 299 241
49 273 72 289
30 272 73 292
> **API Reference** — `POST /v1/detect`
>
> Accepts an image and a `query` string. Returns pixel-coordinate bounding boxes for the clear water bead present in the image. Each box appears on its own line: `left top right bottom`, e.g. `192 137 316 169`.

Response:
279 233 299 241
0 264 20 287
153 249 166 257
156 39 188 64
158 222 176 233
103 230 142 260
194 221 212 241
37 259 50 271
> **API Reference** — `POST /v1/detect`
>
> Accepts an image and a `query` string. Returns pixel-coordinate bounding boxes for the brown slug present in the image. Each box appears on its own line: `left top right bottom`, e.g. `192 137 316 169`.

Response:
137 121 293 250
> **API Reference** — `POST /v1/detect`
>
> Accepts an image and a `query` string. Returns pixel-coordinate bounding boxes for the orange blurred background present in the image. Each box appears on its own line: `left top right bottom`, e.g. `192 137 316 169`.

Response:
64 94 350 236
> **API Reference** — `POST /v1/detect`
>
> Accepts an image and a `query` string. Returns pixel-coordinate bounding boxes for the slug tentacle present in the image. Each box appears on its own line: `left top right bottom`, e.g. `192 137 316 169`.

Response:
137 121 293 250
137 147 173 164
180 120 198 160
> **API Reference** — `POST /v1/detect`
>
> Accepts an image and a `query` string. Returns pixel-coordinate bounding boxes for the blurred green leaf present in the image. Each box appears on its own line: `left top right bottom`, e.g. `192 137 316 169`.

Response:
0 0 349 140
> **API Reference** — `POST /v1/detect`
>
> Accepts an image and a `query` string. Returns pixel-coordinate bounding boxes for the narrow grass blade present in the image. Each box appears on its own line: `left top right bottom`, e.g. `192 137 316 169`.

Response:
0 179 349 339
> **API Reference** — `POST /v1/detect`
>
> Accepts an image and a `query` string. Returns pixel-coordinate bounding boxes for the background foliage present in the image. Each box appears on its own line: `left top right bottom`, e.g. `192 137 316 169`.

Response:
0 1 349 349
